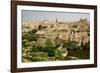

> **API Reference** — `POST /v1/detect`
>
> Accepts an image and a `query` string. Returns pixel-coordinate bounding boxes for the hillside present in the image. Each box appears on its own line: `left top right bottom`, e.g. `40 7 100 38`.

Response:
22 18 90 62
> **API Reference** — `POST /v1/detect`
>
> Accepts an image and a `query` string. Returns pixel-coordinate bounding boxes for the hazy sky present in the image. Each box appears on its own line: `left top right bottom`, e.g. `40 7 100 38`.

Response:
22 10 90 23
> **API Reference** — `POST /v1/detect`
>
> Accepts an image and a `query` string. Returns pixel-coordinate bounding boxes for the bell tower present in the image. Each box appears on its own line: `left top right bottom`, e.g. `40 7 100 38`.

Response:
56 18 58 23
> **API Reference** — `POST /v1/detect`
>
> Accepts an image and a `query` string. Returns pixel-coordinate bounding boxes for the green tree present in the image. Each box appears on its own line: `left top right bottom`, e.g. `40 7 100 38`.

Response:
22 32 38 41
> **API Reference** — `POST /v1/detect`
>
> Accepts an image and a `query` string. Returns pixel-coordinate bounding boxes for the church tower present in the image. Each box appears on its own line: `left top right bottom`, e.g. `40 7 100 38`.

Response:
56 18 58 23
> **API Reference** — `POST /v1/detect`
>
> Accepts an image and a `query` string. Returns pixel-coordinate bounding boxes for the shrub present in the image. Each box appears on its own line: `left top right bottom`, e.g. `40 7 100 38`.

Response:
28 29 37 34
38 25 42 30
31 52 48 61
32 45 45 52
62 40 78 50
22 32 38 41
84 41 90 50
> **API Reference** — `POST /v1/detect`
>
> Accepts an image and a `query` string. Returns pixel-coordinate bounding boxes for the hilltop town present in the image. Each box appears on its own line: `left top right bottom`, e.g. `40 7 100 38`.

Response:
22 18 90 62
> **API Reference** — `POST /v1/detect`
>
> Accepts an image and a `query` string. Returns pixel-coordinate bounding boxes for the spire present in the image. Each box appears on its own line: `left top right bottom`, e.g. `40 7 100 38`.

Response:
56 18 58 23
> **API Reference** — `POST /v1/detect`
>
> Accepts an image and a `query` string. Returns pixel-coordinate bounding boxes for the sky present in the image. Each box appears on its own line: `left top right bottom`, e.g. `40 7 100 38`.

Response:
22 10 90 23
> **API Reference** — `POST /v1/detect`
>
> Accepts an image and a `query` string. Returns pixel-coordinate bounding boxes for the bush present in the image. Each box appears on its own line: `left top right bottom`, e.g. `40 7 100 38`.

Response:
84 41 90 50
31 52 48 61
62 40 78 50
32 45 45 52
38 25 42 30
28 29 37 34
22 32 38 41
